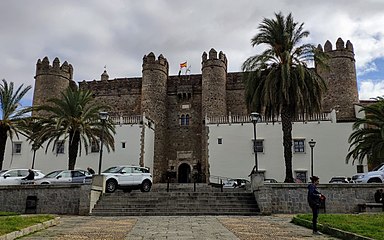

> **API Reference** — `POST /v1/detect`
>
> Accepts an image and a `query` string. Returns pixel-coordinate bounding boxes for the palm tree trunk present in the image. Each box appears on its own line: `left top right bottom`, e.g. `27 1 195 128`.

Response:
0 128 7 170
281 108 294 183
68 130 80 170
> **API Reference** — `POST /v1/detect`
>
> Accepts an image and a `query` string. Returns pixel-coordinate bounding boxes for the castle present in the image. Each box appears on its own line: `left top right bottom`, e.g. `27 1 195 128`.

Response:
30 38 360 183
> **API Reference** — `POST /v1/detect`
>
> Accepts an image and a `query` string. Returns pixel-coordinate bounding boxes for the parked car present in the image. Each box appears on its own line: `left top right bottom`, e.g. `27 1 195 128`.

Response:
264 178 278 183
352 163 384 183
35 170 92 185
223 178 250 188
102 165 152 193
329 176 350 183
0 169 45 185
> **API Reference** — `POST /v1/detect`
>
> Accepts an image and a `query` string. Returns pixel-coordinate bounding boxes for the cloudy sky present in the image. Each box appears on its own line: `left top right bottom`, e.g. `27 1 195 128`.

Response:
1 0 384 107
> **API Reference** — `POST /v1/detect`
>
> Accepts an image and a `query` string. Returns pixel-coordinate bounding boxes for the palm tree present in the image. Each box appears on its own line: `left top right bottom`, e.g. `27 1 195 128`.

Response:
0 79 32 170
346 97 384 167
33 87 115 170
242 12 327 182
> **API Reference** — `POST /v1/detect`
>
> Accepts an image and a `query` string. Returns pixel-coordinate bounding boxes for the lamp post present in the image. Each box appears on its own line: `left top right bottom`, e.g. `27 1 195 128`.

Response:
98 111 109 175
308 139 316 177
250 112 261 173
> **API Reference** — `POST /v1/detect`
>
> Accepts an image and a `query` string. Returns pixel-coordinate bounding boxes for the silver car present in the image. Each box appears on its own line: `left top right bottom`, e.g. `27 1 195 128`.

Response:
0 169 45 185
35 170 92 185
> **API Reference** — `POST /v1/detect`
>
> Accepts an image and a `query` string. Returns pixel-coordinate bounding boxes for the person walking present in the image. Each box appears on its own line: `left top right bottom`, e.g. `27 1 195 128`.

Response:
307 176 325 235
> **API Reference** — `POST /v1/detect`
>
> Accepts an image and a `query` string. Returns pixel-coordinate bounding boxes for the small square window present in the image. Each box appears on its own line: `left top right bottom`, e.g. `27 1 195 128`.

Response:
56 141 65 154
13 142 22 154
91 140 99 153
218 138 223 144
252 139 264 153
122 142 126 148
295 171 307 183
293 139 305 153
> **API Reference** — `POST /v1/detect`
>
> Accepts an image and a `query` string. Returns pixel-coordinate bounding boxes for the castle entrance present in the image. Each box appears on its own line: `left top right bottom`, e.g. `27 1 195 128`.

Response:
178 163 191 183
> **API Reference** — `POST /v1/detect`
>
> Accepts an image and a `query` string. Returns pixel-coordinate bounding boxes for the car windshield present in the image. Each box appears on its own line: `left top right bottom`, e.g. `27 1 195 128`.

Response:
103 166 123 173
44 170 62 178
0 170 7 176
372 163 384 171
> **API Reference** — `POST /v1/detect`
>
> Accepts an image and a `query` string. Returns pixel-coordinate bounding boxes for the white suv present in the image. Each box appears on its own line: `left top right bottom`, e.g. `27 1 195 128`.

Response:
352 163 384 183
102 165 152 193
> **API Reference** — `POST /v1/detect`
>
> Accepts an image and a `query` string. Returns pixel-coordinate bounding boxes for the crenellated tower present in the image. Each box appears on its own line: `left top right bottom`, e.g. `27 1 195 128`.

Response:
316 38 359 121
201 49 228 118
33 57 75 117
141 52 169 182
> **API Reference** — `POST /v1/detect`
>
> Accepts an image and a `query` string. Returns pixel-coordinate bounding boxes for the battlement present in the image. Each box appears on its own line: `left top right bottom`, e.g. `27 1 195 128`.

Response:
36 57 73 80
142 52 169 67
202 48 227 70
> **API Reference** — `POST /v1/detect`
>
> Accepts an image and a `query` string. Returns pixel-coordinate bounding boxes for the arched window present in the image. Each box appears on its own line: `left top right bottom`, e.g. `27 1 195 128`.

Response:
185 114 190 125
181 114 186 125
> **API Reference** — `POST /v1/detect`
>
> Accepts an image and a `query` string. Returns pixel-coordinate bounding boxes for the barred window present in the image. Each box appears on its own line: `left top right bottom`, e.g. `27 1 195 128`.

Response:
56 140 65 154
293 139 305 153
13 142 22 154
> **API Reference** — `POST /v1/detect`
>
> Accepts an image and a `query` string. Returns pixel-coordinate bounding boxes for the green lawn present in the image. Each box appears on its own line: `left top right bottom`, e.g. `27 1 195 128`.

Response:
0 212 55 235
293 213 384 240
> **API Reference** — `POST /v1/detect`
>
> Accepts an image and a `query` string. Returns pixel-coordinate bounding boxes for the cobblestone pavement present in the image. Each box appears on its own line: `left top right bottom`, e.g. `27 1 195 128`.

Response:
21 215 339 240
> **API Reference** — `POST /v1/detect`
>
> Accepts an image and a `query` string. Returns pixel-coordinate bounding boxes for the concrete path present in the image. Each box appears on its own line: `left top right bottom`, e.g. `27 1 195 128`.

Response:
21 215 338 240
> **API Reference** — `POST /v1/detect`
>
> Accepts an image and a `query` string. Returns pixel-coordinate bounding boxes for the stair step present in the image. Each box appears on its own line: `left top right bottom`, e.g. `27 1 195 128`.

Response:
91 184 260 216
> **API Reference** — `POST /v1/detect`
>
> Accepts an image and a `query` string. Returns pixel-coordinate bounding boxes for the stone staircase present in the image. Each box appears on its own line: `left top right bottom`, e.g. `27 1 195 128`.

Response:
91 183 260 216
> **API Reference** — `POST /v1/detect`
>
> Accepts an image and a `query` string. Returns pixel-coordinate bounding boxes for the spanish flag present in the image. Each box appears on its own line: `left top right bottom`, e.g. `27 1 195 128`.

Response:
180 61 187 68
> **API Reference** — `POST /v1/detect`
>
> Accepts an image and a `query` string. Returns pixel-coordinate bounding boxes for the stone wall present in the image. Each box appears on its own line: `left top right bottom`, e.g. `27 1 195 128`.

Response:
0 184 91 215
254 183 384 214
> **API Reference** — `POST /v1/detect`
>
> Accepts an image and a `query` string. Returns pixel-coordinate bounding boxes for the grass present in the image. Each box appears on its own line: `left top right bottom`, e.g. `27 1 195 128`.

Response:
0 213 55 235
294 213 384 240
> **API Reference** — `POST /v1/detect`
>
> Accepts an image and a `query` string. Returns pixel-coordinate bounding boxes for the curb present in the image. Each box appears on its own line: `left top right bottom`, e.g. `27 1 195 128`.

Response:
291 216 375 240
0 216 60 240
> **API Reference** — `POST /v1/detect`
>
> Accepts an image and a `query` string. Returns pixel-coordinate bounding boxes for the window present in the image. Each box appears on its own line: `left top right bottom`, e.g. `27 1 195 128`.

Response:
180 114 190 126
295 171 307 183
13 142 22 154
293 139 305 153
253 139 264 153
122 142 126 148
91 140 99 153
218 138 223 144
56 141 65 154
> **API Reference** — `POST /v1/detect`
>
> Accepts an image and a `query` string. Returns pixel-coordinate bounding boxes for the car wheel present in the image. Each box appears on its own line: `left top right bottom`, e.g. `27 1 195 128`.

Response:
140 180 152 192
106 179 117 193
367 178 382 183
41 182 49 185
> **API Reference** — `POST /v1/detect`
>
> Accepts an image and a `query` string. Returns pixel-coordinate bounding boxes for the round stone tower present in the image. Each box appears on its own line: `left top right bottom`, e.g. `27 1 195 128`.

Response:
201 48 227 119
141 52 169 182
316 38 359 121
33 57 75 117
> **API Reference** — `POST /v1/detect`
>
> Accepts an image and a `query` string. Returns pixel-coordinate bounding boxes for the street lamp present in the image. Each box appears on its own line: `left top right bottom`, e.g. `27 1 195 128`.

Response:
308 139 316 177
98 111 109 175
250 112 261 173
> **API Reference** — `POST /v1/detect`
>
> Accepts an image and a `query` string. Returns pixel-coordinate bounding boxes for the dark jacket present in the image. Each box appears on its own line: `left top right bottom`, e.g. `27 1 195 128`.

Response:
22 170 35 181
307 183 321 207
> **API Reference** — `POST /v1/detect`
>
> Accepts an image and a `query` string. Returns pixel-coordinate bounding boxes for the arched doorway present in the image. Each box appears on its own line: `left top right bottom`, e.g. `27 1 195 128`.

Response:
178 163 191 183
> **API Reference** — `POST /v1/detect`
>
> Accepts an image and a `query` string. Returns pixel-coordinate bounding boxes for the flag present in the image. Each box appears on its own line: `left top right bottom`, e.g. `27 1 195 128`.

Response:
180 61 187 68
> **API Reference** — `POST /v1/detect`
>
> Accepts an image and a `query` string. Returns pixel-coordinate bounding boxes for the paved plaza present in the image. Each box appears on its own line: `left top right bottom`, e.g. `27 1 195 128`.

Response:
20 215 338 240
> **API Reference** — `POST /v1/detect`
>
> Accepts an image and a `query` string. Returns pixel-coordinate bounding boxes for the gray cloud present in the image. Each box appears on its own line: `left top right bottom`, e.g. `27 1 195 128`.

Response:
1 0 384 105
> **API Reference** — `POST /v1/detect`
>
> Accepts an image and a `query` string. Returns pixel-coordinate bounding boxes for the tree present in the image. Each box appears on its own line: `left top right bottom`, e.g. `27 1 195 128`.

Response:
242 12 327 182
33 87 115 170
346 97 384 166
0 79 32 170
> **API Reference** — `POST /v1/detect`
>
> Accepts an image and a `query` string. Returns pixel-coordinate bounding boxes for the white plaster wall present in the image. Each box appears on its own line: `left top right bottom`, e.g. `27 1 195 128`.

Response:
3 124 143 174
143 122 155 174
208 120 366 183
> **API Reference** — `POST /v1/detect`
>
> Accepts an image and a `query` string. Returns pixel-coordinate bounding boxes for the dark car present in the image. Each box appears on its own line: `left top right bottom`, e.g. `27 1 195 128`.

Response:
35 170 92 184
